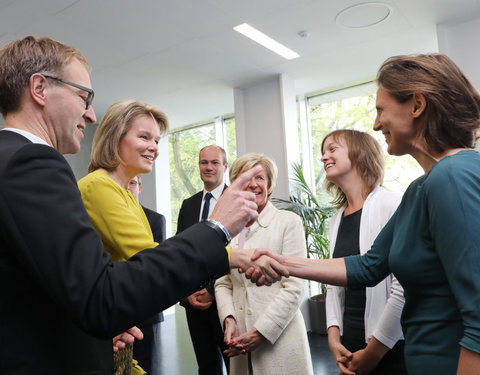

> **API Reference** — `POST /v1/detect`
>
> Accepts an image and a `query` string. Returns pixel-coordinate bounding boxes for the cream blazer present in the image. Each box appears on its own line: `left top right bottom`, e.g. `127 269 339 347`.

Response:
325 186 404 348
215 201 313 375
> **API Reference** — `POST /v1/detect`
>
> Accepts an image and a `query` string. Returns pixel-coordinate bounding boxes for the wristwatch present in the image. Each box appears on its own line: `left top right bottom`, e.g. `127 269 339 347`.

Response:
202 219 232 246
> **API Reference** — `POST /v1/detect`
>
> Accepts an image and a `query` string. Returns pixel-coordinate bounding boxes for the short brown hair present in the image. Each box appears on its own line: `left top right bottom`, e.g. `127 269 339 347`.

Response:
0 36 88 117
321 129 384 208
88 100 169 173
377 53 480 153
229 153 278 200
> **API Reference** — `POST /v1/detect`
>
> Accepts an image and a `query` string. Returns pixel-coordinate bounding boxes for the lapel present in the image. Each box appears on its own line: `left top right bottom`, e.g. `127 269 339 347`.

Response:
250 201 275 233
183 191 203 228
237 201 277 287
192 191 203 217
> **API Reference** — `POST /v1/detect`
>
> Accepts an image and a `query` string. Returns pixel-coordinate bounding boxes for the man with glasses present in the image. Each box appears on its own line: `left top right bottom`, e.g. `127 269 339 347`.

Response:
43 74 95 110
0 36 287 375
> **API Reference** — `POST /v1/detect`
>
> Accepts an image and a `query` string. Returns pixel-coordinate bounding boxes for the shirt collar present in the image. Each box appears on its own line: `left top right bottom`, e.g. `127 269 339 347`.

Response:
2 128 51 146
204 183 225 201
252 201 276 229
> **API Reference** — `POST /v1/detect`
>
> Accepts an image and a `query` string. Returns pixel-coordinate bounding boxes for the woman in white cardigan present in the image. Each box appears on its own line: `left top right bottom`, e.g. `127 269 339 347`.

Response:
322 129 406 375
215 153 313 375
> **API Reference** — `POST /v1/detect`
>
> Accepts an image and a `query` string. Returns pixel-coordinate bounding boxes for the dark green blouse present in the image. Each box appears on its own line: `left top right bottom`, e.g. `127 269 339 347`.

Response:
346 150 480 375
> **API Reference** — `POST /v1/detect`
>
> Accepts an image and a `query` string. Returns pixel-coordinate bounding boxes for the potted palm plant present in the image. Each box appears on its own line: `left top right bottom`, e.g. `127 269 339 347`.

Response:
273 162 333 334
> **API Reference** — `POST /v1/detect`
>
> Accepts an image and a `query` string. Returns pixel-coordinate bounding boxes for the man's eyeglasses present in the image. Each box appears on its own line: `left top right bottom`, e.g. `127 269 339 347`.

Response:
43 74 94 110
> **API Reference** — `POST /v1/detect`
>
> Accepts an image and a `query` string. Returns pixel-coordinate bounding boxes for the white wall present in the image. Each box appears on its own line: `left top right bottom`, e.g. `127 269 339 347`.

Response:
437 15 480 151
234 74 300 201
152 136 172 237
437 16 480 90
64 123 96 180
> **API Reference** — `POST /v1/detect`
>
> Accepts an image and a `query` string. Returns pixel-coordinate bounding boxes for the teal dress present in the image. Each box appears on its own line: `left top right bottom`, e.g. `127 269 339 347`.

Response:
346 150 480 375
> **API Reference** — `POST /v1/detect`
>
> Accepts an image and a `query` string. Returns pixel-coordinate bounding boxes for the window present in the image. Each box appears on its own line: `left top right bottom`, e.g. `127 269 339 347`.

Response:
168 116 236 231
300 81 423 204
297 81 423 297
223 116 237 167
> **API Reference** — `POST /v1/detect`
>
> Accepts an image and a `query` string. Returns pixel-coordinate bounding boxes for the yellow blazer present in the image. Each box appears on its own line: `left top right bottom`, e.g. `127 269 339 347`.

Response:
78 169 157 262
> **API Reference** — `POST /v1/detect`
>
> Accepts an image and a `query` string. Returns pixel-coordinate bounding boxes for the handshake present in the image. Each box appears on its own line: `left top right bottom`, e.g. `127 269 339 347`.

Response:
230 248 287 286
207 165 293 287
113 248 287 353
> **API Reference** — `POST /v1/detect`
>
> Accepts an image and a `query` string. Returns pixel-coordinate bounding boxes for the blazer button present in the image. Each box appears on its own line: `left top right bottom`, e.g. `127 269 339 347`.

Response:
247 309 252 315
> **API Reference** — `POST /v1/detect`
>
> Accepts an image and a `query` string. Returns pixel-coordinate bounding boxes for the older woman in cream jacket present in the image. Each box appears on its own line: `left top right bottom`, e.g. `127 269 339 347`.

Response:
215 153 313 375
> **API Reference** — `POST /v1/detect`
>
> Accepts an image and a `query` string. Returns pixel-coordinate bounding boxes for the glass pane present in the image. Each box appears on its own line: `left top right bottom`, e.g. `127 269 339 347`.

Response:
296 101 303 165
224 117 237 170
169 123 215 231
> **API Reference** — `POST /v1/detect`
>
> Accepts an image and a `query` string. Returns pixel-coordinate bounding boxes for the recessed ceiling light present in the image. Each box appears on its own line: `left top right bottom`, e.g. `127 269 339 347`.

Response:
336 2 392 29
233 23 300 60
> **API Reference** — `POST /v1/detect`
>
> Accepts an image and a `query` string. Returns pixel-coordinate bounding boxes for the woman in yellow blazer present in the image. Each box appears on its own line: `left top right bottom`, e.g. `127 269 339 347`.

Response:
78 99 167 263
78 99 168 375
215 153 313 375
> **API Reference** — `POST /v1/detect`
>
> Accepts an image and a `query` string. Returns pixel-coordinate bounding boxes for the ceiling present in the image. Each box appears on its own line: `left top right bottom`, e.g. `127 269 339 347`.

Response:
1 0 480 129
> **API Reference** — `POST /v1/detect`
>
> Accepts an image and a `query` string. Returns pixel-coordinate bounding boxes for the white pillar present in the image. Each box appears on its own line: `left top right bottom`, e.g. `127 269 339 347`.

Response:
233 74 300 200
437 15 480 151
437 16 480 90
149 136 172 237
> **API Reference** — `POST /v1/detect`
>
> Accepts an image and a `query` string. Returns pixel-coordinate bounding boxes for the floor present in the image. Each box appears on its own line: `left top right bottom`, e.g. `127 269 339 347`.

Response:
156 305 338 375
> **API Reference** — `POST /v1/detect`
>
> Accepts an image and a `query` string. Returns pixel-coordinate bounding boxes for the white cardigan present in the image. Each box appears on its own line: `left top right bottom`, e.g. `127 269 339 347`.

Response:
325 186 404 348
215 201 313 375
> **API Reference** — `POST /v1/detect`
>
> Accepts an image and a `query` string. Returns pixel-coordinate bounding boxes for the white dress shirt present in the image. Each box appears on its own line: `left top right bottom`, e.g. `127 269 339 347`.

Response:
198 183 224 221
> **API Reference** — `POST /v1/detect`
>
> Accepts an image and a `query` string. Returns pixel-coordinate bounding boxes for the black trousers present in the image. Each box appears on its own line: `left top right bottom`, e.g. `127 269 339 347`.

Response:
133 322 154 374
185 300 229 375
370 340 407 375
343 335 407 375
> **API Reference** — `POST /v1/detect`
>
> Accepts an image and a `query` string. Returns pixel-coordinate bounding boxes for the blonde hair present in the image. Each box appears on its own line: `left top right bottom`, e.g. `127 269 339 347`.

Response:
321 129 384 209
229 153 278 200
88 100 169 172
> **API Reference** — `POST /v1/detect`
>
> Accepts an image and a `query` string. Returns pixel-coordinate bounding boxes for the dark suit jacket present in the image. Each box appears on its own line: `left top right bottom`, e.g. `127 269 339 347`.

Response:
142 205 166 323
177 190 204 234
0 131 229 375
143 206 166 244
177 185 227 298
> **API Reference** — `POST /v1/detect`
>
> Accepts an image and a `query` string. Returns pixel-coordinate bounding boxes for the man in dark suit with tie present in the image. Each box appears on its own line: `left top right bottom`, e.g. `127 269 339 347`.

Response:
128 175 166 375
177 145 230 375
0 36 286 375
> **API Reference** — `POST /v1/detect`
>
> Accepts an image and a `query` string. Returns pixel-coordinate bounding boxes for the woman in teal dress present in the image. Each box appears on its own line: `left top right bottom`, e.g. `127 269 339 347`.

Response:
252 53 480 374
